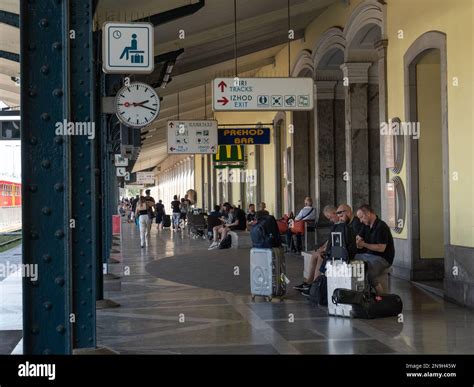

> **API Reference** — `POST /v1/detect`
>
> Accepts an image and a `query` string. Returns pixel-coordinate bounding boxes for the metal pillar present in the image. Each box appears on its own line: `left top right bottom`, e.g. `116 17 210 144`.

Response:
70 0 96 349
21 0 96 354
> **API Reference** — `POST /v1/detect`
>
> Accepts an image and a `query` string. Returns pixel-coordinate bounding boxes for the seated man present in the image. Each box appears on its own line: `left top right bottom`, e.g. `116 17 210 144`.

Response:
256 202 270 218
336 203 364 239
208 203 233 249
294 205 338 292
286 196 316 253
246 203 257 230
209 205 222 217
355 204 395 294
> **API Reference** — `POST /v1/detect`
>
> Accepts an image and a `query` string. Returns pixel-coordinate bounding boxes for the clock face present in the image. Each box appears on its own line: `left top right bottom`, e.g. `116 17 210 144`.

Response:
115 82 160 128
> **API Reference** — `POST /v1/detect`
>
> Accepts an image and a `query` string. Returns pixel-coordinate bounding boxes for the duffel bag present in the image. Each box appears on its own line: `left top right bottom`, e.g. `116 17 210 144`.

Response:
332 288 366 306
351 293 403 319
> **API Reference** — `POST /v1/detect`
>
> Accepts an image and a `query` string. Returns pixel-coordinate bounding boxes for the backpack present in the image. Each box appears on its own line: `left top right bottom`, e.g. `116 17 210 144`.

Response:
218 235 232 249
326 222 357 262
251 215 282 248
309 275 328 306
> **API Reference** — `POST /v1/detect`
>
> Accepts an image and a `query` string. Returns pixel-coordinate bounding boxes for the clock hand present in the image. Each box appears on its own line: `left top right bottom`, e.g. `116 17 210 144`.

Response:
132 100 149 106
137 105 157 112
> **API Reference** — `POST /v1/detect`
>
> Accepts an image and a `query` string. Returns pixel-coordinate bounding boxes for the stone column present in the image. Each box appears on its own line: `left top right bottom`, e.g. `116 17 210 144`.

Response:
340 62 372 209
375 40 389 220
315 80 337 220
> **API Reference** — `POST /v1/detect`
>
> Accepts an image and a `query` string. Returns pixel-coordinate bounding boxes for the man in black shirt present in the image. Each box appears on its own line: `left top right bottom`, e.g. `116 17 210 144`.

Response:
246 203 257 230
355 204 395 294
336 204 363 236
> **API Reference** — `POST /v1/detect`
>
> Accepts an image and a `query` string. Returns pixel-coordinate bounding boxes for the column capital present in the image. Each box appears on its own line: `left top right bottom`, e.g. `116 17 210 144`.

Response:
340 62 372 84
315 80 345 100
375 39 389 59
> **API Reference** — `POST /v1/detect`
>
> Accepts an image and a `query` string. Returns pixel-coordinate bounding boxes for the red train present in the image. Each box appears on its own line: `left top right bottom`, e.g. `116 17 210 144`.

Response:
0 180 22 207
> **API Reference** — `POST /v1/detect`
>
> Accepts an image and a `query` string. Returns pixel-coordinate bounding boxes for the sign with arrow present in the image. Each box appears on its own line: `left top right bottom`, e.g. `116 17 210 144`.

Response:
167 120 218 154
212 77 314 111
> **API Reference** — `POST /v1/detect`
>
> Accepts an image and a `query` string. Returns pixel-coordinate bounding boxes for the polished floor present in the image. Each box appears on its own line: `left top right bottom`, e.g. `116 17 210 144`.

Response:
96 222 474 355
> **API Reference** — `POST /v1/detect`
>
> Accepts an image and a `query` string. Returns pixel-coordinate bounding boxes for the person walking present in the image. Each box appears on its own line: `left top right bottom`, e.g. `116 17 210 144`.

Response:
135 196 153 248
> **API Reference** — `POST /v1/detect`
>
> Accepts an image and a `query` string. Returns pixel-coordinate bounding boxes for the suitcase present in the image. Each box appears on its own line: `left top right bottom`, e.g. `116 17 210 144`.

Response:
351 293 403 319
162 215 171 228
250 247 287 302
326 259 367 317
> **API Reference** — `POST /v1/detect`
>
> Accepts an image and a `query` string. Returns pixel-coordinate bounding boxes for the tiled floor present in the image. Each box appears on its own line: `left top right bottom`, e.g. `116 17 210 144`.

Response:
95 223 474 355
2 224 473 355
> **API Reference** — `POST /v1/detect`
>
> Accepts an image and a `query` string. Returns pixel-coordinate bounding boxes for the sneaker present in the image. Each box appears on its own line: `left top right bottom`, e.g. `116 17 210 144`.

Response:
208 241 219 250
301 288 311 298
293 282 310 292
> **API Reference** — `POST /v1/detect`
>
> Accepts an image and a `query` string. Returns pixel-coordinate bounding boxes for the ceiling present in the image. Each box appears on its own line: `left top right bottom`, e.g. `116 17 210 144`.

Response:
0 0 339 171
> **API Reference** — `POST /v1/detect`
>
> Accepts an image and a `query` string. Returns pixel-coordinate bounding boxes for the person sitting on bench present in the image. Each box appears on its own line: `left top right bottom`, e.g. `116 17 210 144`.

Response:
355 204 395 295
208 204 246 249
293 205 338 292
286 196 316 253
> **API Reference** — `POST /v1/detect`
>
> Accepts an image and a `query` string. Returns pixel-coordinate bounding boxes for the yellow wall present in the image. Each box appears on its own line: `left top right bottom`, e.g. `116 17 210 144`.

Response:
213 0 364 216
386 0 474 247
417 58 444 258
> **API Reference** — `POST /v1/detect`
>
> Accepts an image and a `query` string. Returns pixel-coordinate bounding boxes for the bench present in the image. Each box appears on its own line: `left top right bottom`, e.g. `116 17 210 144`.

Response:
376 267 392 292
228 230 252 249
301 251 392 292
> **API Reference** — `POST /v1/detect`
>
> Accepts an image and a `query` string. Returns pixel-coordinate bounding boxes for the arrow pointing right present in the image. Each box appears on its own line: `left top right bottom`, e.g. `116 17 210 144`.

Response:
217 96 229 106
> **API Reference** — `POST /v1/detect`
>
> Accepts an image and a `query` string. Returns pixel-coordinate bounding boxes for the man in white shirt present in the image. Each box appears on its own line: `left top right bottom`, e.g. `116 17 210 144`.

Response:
295 197 316 221
287 197 316 252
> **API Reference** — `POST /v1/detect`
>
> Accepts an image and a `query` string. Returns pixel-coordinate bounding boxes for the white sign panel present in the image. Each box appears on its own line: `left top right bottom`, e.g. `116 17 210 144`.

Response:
167 120 218 154
115 154 129 167
103 22 154 74
136 172 155 185
116 167 127 177
212 77 314 111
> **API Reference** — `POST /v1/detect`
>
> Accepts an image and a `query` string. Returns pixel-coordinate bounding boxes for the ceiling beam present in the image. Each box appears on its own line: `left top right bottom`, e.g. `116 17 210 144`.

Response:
154 0 332 53
174 30 304 76
157 55 275 97
0 50 19 63
0 10 19 28
136 0 205 26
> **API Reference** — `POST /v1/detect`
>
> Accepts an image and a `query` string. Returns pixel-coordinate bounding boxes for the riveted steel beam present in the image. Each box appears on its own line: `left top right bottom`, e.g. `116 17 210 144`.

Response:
69 0 96 350
20 0 72 355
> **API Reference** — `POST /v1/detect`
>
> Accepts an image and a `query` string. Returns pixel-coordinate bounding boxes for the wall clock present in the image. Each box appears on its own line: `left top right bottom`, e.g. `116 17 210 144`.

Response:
115 82 160 128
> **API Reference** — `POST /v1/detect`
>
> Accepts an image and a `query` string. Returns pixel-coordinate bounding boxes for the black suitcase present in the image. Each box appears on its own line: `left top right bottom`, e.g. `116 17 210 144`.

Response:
163 215 171 228
351 293 403 319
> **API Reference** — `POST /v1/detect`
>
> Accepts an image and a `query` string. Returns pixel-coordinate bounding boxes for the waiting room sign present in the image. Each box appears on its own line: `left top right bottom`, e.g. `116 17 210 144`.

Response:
212 77 314 111
103 22 154 74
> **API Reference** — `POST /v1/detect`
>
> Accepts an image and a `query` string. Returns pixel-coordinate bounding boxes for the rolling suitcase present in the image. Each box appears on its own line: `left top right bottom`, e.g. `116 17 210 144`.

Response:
162 215 171 228
326 259 367 317
250 247 287 302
